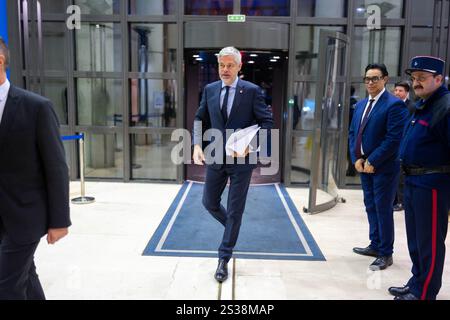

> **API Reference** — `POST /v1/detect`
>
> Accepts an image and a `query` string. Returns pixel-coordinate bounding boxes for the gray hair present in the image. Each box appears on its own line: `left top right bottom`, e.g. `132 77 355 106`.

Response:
0 37 9 69
217 46 241 65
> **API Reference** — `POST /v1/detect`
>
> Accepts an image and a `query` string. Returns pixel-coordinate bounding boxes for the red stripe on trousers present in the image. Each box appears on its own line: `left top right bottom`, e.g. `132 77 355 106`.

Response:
421 189 438 300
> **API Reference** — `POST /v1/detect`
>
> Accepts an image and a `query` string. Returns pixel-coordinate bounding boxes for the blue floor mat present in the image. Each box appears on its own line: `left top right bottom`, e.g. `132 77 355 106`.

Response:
143 182 325 261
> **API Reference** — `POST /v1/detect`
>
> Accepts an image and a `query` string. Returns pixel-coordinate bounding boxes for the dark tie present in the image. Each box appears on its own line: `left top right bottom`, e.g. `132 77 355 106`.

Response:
354 99 375 159
221 86 230 123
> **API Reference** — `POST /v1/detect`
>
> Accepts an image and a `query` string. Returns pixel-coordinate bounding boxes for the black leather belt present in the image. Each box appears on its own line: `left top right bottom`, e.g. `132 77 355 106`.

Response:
402 165 450 176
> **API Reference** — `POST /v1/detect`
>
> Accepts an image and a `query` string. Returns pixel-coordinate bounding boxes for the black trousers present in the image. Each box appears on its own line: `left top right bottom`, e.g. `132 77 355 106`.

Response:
0 219 46 300
202 166 253 262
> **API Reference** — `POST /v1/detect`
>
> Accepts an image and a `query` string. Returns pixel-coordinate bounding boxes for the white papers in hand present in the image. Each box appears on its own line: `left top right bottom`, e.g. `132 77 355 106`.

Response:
225 124 260 156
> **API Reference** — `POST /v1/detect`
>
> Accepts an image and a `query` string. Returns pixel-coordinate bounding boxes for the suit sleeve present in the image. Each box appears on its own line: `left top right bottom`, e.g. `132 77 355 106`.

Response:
348 104 358 164
367 100 409 168
192 86 210 147
36 100 71 229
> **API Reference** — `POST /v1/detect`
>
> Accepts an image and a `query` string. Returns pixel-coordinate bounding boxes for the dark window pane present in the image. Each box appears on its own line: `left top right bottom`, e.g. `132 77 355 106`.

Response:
409 27 433 59
185 0 233 15
354 0 403 18
129 24 177 73
129 0 177 15
131 134 177 180
241 0 290 16
44 78 68 125
40 0 67 14
43 22 67 71
74 0 120 14
298 0 347 17
77 78 123 126
130 79 177 128
84 133 123 179
75 23 122 72
295 26 345 76
411 0 435 26
351 27 402 77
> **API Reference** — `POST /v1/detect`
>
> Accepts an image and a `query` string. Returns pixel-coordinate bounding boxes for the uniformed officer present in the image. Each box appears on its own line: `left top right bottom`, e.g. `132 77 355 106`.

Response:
389 56 450 300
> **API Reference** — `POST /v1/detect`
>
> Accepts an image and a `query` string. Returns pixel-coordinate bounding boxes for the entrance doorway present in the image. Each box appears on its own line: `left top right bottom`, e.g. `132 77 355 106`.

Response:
185 49 287 184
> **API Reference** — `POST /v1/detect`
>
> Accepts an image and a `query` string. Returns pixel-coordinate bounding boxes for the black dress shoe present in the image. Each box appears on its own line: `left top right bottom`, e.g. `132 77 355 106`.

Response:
369 255 393 271
353 246 379 257
388 285 410 296
214 259 228 283
394 292 418 300
393 203 404 211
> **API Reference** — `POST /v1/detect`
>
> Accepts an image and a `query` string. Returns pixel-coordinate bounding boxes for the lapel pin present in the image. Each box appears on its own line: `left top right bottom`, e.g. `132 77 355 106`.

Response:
240 89 243 94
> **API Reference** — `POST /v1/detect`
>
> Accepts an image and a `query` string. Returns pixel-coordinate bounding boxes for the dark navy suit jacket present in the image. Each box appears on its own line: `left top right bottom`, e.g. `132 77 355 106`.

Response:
193 79 273 171
0 86 71 245
349 90 409 174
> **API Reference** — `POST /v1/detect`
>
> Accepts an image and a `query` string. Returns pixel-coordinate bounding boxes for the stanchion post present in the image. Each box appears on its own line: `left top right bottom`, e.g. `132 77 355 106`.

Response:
71 133 95 204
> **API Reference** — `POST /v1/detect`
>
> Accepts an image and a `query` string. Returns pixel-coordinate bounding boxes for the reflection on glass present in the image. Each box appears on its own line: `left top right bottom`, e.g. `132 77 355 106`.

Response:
130 79 177 128
298 0 347 17
293 82 316 130
77 78 123 126
354 0 403 18
43 22 67 70
241 0 290 16
295 26 345 76
40 0 66 14
84 133 123 179
74 0 120 14
291 134 312 184
129 24 177 73
352 27 401 77
131 134 177 180
76 23 122 72
185 0 233 15
129 0 177 15
44 78 68 125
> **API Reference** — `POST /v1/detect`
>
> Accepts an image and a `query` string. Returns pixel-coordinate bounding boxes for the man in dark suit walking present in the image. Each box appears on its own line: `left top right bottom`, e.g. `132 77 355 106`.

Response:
193 46 273 282
349 63 409 271
0 38 71 299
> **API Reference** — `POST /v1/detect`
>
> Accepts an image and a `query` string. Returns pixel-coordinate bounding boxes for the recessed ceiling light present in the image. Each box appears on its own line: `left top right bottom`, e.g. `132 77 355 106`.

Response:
248 61 255 64
193 54 200 58
196 58 203 61
270 59 277 62
250 54 258 57
273 56 280 59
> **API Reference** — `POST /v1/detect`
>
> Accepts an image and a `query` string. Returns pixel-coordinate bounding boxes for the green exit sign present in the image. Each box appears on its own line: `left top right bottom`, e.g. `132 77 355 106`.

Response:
227 14 246 22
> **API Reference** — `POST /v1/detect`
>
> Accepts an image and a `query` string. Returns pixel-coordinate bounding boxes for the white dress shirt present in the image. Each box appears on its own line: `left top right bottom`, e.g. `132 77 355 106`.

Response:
360 87 385 155
0 78 11 125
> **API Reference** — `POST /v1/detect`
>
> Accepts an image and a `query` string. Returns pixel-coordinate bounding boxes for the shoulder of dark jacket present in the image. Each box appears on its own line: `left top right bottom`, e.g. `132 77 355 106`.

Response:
430 92 450 127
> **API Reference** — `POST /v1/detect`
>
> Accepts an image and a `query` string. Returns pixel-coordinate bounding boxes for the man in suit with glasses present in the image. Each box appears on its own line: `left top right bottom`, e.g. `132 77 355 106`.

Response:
349 63 409 271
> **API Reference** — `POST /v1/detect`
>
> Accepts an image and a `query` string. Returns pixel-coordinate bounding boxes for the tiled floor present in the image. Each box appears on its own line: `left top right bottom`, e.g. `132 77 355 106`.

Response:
35 181 450 300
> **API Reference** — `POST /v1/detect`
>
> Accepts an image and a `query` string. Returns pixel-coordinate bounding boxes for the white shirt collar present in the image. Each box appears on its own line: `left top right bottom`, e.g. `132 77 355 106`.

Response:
0 78 10 102
369 87 385 102
222 77 239 89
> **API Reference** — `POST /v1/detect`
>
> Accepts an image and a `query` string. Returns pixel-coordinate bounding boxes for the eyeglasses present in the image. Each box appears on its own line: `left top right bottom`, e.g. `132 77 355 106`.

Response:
363 76 384 84
410 74 435 83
